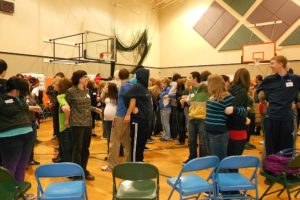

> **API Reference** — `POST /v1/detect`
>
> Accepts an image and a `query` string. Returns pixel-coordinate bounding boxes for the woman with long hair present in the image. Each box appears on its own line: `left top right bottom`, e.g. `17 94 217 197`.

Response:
226 68 251 156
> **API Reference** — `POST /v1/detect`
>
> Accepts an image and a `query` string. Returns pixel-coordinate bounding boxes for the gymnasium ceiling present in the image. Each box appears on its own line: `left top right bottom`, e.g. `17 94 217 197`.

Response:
194 0 300 51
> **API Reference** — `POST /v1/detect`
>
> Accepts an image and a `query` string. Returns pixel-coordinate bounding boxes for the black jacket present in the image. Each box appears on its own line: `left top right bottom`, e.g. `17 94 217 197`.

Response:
0 94 32 132
0 79 7 94
227 84 248 130
125 68 152 121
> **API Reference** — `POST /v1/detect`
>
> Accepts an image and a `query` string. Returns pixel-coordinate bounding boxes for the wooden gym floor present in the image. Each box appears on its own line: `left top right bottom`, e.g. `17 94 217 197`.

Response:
25 119 299 199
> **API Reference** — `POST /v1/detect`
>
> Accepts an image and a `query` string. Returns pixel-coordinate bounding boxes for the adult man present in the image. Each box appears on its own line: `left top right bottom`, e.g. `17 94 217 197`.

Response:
101 69 132 171
124 68 152 162
182 71 210 163
257 56 300 155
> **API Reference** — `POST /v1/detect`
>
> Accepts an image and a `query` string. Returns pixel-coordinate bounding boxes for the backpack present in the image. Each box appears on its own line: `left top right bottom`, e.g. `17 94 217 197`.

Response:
263 149 300 176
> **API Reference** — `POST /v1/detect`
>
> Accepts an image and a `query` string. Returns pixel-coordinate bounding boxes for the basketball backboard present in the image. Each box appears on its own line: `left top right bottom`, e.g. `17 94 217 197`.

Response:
242 42 276 63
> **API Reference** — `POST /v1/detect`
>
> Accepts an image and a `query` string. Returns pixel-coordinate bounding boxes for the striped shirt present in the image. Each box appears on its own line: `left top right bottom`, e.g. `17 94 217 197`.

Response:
205 95 246 134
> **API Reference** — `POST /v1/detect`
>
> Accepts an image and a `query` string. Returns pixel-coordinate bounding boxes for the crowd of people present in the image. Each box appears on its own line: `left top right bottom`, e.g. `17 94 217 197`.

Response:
0 55 299 190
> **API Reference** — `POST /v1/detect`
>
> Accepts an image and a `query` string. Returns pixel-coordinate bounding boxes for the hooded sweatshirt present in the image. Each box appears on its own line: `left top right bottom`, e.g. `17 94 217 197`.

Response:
125 68 152 121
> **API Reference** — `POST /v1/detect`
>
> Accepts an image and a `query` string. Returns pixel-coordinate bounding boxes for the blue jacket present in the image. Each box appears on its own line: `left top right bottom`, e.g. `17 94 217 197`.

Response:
159 86 172 109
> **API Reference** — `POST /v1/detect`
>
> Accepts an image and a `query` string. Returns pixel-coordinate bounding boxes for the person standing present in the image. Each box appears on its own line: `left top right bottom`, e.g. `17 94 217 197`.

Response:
159 78 172 141
182 71 210 163
66 70 101 180
257 56 300 155
124 68 152 162
101 69 132 171
0 77 39 181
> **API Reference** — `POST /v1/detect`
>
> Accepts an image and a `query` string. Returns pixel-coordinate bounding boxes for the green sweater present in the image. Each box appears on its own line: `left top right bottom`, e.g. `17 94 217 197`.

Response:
188 84 209 120
57 94 68 132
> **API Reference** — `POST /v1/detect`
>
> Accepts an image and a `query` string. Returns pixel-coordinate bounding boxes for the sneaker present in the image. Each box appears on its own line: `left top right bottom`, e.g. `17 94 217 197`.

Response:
24 194 36 200
52 156 63 163
183 158 192 164
245 143 255 150
101 165 111 172
29 160 40 165
85 172 95 181
259 140 264 144
147 139 153 144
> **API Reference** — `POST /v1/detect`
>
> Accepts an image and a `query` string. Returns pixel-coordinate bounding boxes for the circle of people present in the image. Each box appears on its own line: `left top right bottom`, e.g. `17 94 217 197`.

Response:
0 55 299 182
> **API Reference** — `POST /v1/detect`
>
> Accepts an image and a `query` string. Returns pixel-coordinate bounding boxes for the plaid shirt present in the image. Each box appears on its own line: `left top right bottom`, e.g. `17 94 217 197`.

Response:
66 86 96 127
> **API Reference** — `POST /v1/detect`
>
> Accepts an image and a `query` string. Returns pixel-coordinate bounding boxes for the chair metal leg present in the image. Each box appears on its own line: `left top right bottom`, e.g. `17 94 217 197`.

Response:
259 184 274 200
277 188 285 197
286 188 292 200
295 189 300 198
167 188 175 200
195 192 201 200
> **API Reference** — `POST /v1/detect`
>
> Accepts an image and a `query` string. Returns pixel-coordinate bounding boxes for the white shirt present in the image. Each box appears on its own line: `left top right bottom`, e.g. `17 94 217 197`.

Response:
104 98 117 121
31 87 39 97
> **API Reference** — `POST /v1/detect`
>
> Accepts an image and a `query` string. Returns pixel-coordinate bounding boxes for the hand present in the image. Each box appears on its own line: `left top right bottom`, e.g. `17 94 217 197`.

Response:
163 95 169 99
133 107 139 114
62 105 70 113
225 106 234 115
124 114 131 124
245 117 251 125
97 96 101 102
95 108 102 114
64 119 69 127
247 107 251 111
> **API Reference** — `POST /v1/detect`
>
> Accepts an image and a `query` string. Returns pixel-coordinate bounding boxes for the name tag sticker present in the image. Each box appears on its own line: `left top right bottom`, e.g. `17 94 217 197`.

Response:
5 99 14 104
93 92 96 95
286 82 294 87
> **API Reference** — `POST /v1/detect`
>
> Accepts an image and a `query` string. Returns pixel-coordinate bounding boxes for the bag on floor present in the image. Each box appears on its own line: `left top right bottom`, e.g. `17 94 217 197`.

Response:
263 148 300 176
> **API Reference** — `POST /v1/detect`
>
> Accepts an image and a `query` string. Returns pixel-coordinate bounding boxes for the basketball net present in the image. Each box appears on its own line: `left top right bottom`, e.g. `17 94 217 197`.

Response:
253 58 262 67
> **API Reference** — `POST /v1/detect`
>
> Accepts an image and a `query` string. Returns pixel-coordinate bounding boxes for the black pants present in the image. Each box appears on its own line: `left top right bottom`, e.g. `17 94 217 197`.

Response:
247 112 256 142
170 106 178 139
29 123 37 161
130 120 150 162
71 126 91 174
177 110 186 143
61 128 73 162
52 104 60 137
227 139 247 156
264 116 294 155
154 109 163 135
91 112 98 130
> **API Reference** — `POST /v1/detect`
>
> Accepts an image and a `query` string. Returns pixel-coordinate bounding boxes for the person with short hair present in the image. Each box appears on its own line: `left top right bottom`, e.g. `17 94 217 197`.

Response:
257 56 300 155
101 69 132 171
182 71 210 163
66 70 101 180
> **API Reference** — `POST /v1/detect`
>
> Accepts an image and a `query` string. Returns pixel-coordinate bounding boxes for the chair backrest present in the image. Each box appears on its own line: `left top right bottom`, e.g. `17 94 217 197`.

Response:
0 167 21 199
182 156 219 173
287 155 300 168
35 163 85 179
113 162 159 181
217 156 260 171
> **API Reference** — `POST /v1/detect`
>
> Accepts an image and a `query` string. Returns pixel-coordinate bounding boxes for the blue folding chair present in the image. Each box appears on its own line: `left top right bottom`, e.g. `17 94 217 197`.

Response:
215 156 260 200
35 162 87 200
167 156 219 200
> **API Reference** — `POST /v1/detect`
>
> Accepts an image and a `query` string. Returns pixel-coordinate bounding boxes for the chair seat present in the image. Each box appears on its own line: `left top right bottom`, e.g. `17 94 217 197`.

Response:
218 173 255 191
116 180 157 199
167 174 213 196
261 171 300 188
41 181 84 200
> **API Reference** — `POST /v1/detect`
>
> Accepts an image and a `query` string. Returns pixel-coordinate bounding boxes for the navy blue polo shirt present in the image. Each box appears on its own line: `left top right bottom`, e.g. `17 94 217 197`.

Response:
256 73 300 120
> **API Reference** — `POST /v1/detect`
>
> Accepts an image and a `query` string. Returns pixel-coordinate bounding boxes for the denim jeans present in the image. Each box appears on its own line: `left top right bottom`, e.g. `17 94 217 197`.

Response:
188 119 210 159
160 107 171 139
208 132 228 161
0 133 34 181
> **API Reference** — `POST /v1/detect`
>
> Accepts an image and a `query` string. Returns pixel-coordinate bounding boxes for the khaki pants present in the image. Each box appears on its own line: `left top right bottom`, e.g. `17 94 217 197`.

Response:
107 116 131 168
